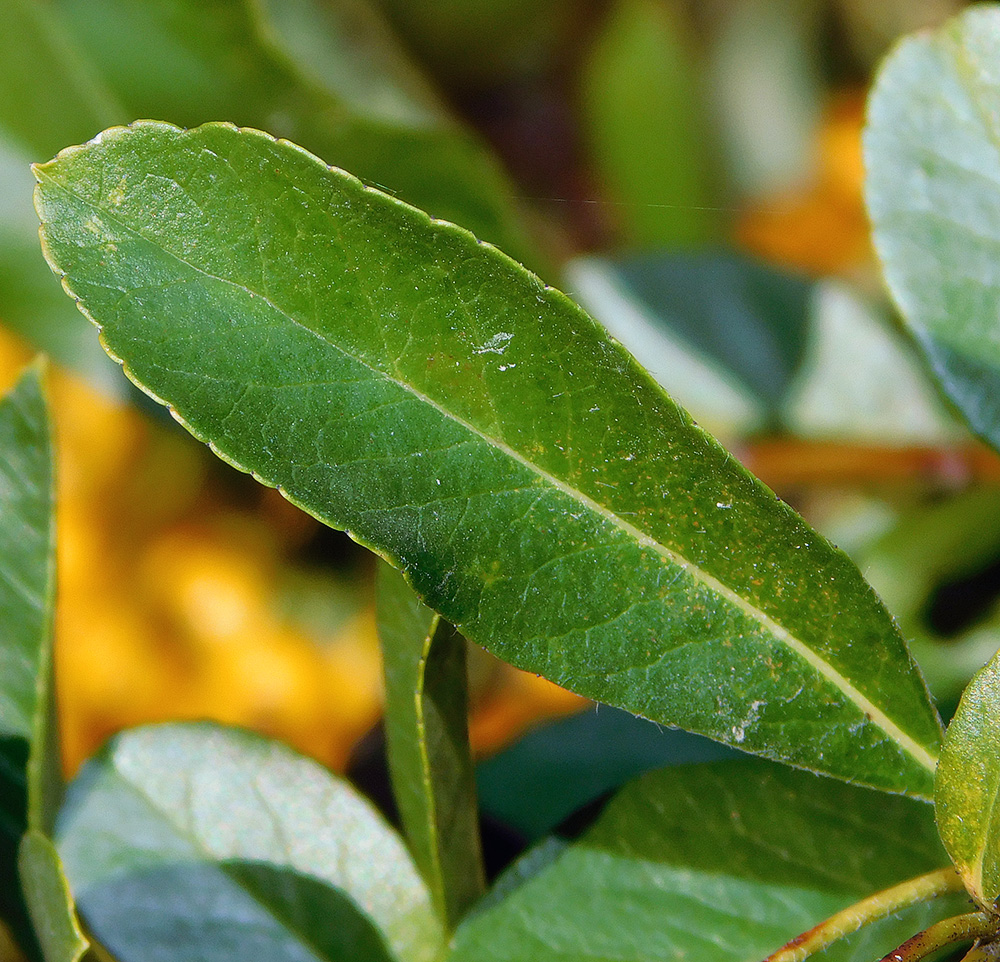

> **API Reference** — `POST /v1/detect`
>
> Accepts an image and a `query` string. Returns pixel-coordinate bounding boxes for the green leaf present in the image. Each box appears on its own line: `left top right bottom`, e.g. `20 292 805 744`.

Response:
0 132 121 391
453 759 964 962
35 121 943 795
935 647 1000 907
18 833 88 962
0 0 545 381
865 4 1000 452
376 561 484 930
0 0 129 386
566 251 811 434
55 722 444 962
0 364 59 954
580 0 721 247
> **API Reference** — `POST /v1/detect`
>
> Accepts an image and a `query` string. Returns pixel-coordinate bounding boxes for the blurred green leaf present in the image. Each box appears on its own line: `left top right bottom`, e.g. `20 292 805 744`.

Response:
580 0 720 247
783 281 959 445
374 0 573 86
56 723 443 962
860 489 1000 704
566 253 957 443
866 4 1000 453
0 0 121 159
248 0 442 127
936 648 1000 907
18 833 88 962
377 562 484 930
35 121 944 794
706 0 823 197
0 364 59 956
0 0 545 382
453 760 963 962
0 134 119 390
49 0 545 271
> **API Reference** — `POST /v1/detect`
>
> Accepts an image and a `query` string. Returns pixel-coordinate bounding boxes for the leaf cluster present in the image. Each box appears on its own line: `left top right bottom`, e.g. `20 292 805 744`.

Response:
5 3 1000 962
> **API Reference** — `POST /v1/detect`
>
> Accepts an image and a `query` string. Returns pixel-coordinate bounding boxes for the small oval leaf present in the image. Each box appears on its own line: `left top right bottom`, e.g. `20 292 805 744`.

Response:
865 5 1000 451
56 722 443 962
935 649 1000 908
34 121 942 794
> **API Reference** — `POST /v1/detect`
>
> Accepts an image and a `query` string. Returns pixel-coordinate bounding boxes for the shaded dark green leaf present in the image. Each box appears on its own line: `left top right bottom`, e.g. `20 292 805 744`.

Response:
377 562 484 930
56 722 443 962
476 706 735 842
454 760 963 962
35 121 943 795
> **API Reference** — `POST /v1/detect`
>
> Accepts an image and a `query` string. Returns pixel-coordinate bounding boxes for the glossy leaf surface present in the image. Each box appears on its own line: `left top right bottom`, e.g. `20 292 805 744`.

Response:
56 723 443 962
0 365 59 953
865 5 1000 451
377 562 484 929
936 648 1000 907
453 760 962 962
35 121 942 795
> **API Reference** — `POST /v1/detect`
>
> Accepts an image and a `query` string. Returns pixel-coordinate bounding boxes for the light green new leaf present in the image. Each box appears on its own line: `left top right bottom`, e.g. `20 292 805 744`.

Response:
18 833 89 962
56 722 443 962
452 760 964 962
0 364 62 956
35 121 942 795
377 561 484 930
865 5 1000 451
935 648 1000 907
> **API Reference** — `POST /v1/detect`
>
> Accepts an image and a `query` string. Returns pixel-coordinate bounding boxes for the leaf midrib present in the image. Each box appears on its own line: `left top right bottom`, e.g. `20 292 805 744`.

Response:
38 163 938 776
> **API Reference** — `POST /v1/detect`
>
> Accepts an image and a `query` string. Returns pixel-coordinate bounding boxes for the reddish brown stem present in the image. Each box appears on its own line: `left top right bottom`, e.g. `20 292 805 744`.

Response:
877 912 997 961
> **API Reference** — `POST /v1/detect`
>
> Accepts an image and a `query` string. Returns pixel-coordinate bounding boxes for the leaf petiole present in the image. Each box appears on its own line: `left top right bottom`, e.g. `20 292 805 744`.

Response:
877 912 998 962
764 866 966 961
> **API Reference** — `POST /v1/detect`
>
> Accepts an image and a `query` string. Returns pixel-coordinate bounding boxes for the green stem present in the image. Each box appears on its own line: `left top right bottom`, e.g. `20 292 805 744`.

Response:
877 912 997 962
764 867 966 961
